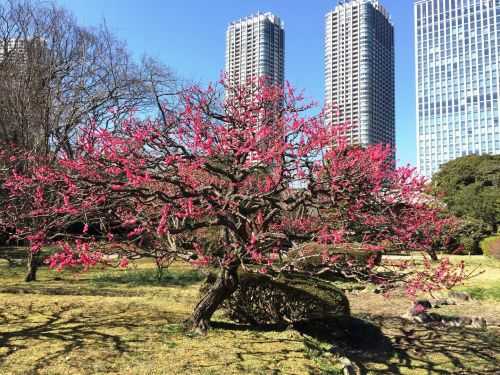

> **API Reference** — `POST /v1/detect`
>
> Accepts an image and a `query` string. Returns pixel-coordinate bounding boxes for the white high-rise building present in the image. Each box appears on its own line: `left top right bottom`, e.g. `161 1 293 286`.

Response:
325 0 395 148
0 39 28 63
225 12 284 87
0 38 47 68
415 0 500 177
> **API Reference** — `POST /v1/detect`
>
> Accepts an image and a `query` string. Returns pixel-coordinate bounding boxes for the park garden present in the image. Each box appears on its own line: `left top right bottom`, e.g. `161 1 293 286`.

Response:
0 1 499 374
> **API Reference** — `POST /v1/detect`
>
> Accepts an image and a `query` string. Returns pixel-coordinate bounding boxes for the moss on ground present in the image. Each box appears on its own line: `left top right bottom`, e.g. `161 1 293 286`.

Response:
461 285 500 301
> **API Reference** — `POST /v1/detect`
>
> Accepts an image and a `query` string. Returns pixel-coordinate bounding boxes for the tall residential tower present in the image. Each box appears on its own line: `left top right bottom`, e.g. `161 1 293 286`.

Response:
325 0 395 148
415 0 500 177
225 12 285 86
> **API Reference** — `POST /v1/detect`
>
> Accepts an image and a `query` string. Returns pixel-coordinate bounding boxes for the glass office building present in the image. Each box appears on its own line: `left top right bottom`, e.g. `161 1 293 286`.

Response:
415 0 500 177
325 0 395 148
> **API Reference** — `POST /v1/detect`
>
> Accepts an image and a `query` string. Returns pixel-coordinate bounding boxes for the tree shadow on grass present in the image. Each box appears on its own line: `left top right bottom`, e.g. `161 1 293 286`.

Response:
211 314 500 375
0 302 185 373
287 317 400 374
319 314 499 374
1 300 498 374
207 319 394 374
211 320 289 332
361 314 500 374
196 321 314 374
0 264 206 297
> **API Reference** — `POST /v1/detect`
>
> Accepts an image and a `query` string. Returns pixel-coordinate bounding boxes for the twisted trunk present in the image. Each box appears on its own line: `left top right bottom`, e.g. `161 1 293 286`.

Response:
186 266 239 334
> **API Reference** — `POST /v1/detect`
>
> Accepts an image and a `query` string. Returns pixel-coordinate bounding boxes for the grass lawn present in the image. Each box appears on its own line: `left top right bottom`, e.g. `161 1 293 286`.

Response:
0 254 499 374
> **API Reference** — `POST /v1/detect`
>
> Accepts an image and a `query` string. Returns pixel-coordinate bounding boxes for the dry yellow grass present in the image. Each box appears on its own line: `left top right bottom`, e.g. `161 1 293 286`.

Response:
0 256 498 374
0 294 323 375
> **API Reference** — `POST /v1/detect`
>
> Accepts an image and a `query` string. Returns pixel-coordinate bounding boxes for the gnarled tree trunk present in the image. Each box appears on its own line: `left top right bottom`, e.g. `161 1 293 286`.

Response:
25 251 41 282
186 266 239 334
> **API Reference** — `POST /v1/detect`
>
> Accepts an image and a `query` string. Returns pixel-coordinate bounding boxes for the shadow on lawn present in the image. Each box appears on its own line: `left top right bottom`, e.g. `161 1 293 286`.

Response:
0 302 184 373
1 300 498 374
366 314 500 375
213 314 500 375
328 314 498 374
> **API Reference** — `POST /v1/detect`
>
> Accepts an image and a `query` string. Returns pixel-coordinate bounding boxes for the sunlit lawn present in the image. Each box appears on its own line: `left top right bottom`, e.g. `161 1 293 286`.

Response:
0 254 498 374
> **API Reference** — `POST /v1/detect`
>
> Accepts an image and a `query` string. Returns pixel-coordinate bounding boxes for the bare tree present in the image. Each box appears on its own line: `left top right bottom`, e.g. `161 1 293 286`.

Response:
0 0 180 156
0 0 181 280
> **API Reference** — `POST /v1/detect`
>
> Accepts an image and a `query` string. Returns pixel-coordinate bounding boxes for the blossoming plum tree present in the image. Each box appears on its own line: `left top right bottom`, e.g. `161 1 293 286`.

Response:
0 79 464 332
0 147 111 280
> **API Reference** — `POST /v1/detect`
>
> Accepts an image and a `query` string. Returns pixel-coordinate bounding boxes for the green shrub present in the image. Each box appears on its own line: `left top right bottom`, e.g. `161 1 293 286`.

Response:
459 236 480 255
431 154 500 232
480 236 500 260
461 219 492 241
445 219 492 254
202 271 350 325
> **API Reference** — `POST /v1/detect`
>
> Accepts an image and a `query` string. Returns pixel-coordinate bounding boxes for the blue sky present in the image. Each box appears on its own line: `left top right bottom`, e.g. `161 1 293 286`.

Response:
56 0 416 166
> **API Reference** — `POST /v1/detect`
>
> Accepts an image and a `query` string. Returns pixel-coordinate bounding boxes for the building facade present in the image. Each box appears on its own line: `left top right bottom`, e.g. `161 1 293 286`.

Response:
0 38 47 70
0 39 29 64
415 0 500 177
325 0 395 148
225 12 285 87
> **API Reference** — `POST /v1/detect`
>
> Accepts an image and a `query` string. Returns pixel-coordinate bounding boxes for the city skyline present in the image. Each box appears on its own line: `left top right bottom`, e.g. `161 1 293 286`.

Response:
54 0 439 168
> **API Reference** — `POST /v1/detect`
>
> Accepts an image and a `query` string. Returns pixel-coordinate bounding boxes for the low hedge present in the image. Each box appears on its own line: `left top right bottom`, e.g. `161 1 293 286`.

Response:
480 236 500 260
459 236 480 255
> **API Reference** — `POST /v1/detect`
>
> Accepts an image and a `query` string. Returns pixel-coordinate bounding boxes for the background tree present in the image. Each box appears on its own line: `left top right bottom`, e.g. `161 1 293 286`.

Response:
0 146 112 280
0 0 181 280
0 0 180 156
432 154 500 233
